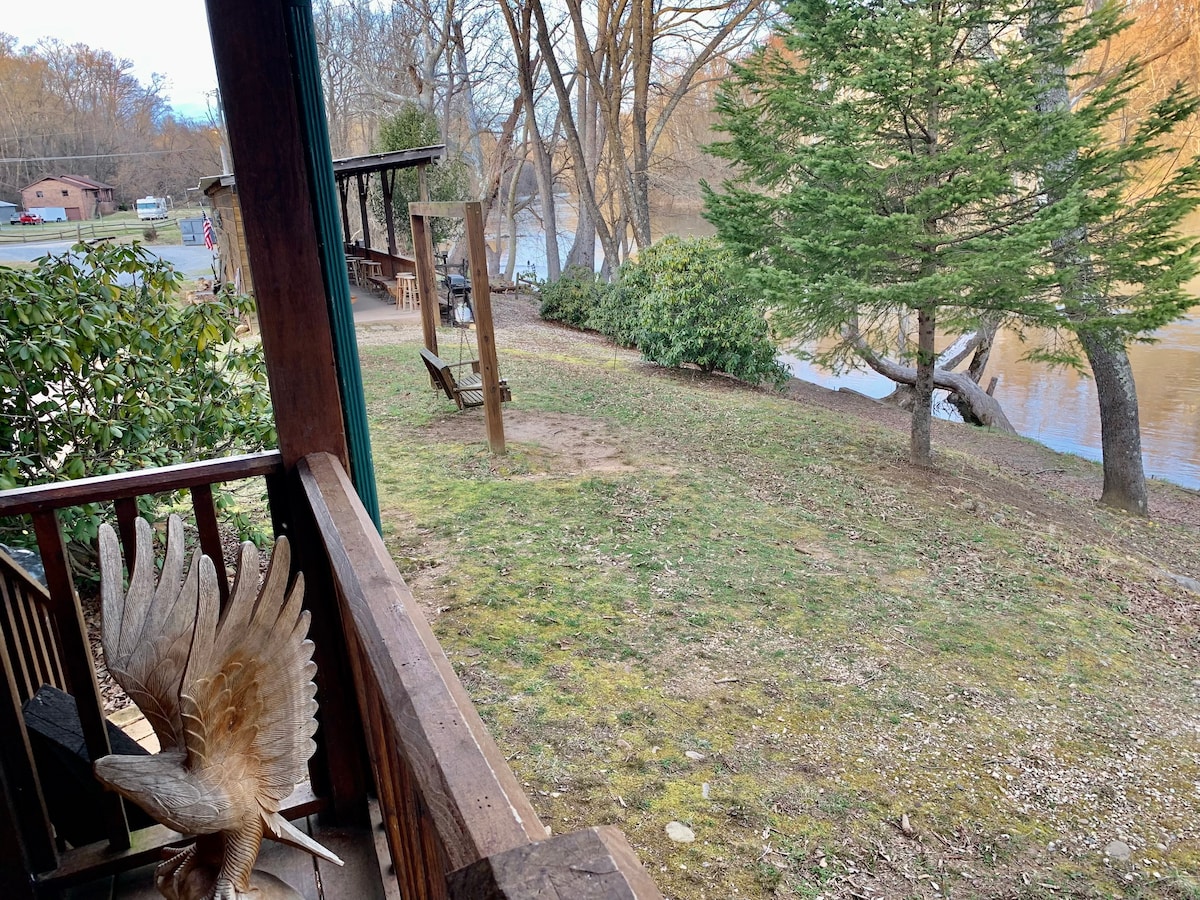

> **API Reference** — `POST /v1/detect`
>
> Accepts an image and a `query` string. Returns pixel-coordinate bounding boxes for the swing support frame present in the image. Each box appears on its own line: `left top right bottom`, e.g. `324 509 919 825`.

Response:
410 200 506 455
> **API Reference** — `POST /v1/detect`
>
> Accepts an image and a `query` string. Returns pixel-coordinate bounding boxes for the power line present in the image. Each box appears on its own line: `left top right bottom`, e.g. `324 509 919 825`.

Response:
0 149 192 163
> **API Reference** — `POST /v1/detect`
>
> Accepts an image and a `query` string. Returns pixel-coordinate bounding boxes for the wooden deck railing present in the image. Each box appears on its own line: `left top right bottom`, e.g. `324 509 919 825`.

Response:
0 452 333 897
0 546 65 705
1 452 662 898
299 452 663 898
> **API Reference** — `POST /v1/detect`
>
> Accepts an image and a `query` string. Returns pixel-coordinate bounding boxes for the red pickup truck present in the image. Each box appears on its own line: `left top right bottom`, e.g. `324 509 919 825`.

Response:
9 212 43 225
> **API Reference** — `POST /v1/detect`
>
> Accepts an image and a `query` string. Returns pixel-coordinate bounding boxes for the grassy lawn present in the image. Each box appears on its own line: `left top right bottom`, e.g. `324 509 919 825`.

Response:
0 209 189 245
356 304 1200 900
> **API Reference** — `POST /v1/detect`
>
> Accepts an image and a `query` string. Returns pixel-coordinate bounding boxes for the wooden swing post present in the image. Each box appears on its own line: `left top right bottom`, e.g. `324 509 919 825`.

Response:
410 200 506 455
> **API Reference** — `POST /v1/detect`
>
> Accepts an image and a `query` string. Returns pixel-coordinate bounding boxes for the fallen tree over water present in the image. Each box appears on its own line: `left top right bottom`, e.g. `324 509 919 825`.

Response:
844 325 1017 434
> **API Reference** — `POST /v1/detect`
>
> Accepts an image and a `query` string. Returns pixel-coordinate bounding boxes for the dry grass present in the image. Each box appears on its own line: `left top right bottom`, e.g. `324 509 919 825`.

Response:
357 294 1200 899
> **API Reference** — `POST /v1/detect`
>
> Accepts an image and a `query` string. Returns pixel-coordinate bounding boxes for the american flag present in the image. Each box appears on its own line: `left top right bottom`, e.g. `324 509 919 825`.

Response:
203 214 215 251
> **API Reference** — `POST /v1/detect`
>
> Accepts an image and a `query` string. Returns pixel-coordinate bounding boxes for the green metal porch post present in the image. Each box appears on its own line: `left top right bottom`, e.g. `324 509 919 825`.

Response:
283 0 381 530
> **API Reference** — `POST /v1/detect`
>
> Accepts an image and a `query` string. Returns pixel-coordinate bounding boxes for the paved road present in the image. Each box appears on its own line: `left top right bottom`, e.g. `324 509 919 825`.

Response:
0 241 217 279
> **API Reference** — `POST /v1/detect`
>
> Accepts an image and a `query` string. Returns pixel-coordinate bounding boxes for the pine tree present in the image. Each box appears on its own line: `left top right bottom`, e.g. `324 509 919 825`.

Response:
702 0 1197 472
1026 5 1200 514
372 104 470 250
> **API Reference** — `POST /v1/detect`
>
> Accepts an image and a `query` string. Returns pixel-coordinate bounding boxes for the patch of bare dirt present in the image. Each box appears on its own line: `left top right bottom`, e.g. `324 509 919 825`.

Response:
423 408 639 476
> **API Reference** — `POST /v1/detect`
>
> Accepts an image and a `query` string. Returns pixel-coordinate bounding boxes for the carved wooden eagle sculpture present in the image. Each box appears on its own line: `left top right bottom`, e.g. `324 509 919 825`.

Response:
94 515 342 900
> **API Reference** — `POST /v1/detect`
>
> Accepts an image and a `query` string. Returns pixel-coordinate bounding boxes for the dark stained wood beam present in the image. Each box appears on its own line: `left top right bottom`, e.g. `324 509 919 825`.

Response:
409 201 468 218
299 453 546 869
205 0 366 820
204 0 348 473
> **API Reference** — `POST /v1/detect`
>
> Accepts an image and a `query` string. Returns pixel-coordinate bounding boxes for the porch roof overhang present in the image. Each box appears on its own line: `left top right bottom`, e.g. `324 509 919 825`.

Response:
333 146 445 259
197 173 236 196
331 145 444 177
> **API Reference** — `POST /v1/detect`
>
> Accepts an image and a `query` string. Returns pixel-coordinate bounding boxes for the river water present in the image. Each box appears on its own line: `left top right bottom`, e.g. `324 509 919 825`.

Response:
499 204 1200 492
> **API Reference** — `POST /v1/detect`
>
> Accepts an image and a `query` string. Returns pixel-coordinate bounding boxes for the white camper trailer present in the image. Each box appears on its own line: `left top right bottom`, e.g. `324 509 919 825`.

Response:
135 197 169 220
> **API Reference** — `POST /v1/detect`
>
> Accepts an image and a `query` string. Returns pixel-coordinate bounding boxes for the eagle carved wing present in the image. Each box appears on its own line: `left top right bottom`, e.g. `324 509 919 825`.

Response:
179 531 320 809
99 516 198 753
95 515 341 900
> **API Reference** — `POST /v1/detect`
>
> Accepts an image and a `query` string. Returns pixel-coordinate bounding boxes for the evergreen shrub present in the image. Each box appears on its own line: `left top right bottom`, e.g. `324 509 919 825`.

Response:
538 265 611 330
620 236 789 387
0 242 276 557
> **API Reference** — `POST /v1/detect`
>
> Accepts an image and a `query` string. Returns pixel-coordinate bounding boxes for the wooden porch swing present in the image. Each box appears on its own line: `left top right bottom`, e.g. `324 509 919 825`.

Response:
419 343 511 411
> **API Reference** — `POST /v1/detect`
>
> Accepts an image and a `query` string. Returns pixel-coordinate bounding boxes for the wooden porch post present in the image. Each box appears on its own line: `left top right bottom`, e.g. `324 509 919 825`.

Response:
356 172 371 249
205 2 348 471
205 0 368 820
338 176 351 246
381 169 398 256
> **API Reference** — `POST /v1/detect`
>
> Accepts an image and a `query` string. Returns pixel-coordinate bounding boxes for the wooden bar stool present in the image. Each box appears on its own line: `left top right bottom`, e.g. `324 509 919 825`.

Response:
395 274 419 311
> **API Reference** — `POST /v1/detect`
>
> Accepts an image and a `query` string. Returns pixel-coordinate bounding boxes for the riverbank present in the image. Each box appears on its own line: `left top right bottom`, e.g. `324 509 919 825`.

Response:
355 291 1199 898
781 306 1200 493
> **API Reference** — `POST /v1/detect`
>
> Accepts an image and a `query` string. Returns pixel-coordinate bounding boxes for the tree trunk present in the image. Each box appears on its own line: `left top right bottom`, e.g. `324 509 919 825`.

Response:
965 316 999 382
452 20 487 194
567 62 600 272
911 306 937 468
629 0 654 250
949 315 1000 424
502 158 522 282
1078 328 1149 514
498 0 561 280
530 125 562 281
530 0 623 271
1029 8 1150 515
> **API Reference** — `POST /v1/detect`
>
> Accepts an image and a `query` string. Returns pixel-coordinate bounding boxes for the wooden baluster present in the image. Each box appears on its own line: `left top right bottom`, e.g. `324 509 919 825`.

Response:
38 603 67 693
28 599 60 692
191 484 230 608
31 510 130 849
10 582 52 698
0 619 58 891
113 496 139 570
0 571 36 701
0 556 62 700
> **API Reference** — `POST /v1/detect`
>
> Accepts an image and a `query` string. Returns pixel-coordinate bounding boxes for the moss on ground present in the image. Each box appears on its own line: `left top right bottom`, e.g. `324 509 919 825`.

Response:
357 312 1200 900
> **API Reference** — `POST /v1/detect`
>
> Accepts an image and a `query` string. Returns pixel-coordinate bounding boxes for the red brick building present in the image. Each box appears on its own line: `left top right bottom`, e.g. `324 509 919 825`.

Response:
20 174 116 220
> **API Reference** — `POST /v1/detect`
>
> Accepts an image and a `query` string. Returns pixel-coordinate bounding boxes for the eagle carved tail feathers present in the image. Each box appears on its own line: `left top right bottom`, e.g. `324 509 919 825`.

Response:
262 811 344 866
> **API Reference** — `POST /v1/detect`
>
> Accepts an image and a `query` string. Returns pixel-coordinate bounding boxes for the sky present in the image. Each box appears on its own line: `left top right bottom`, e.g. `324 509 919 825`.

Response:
4 1 219 120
